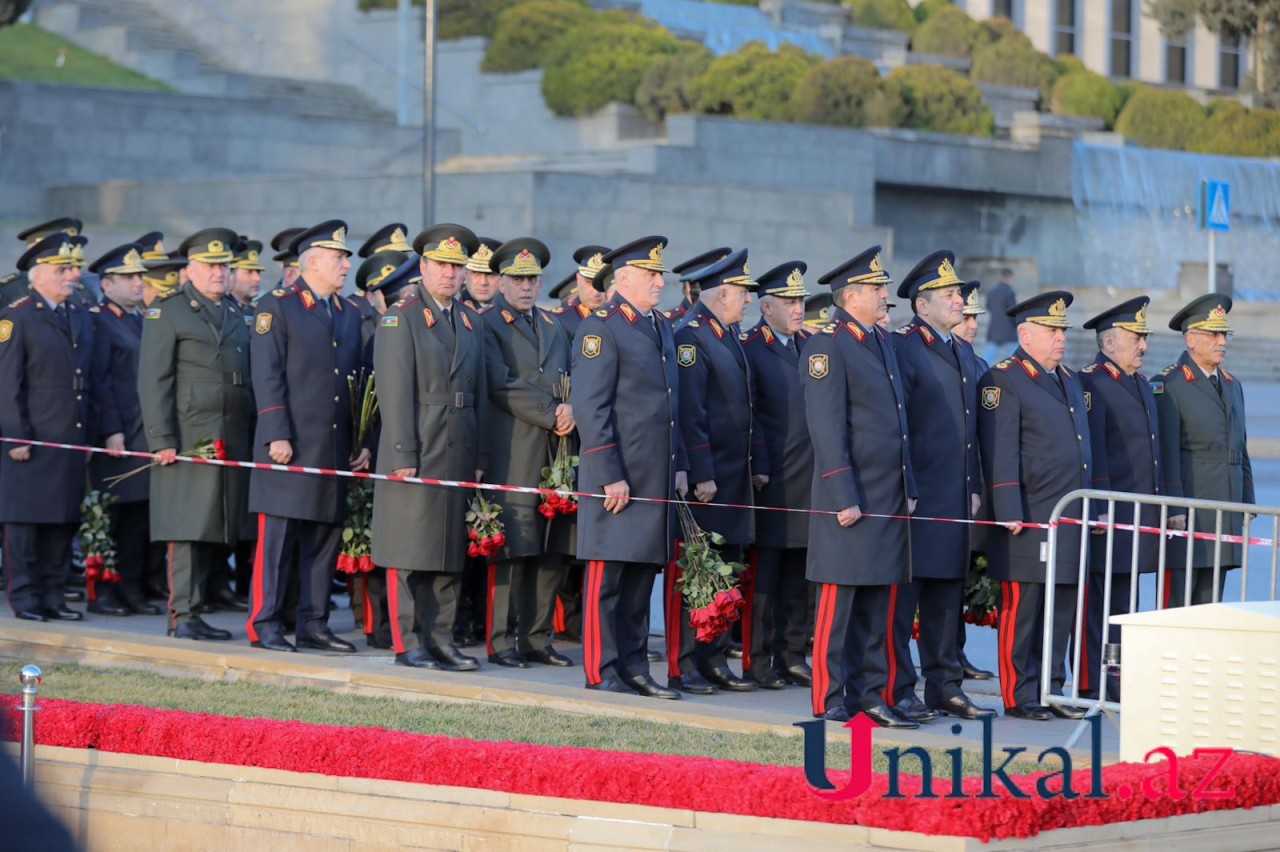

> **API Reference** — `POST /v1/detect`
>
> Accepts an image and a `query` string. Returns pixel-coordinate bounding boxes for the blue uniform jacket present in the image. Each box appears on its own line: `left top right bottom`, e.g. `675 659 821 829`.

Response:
88 298 149 504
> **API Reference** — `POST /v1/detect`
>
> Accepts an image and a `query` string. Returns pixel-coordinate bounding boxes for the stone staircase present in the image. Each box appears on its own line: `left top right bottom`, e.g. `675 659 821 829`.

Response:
32 0 394 122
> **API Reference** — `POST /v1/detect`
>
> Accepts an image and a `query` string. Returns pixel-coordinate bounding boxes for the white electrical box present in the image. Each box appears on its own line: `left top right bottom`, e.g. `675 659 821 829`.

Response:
1111 602 1280 762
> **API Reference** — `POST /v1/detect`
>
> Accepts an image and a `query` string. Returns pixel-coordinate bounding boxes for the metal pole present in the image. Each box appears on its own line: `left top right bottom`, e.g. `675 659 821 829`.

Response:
423 0 437 226
1208 230 1217 294
19 665 42 789
397 0 411 126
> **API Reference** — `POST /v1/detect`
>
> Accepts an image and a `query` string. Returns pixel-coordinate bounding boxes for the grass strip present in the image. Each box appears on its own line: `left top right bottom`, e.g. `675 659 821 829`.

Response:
0 24 168 90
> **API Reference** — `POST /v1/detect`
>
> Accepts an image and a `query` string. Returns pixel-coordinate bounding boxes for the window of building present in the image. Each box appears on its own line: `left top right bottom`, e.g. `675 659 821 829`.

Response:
1219 34 1243 89
993 0 1014 19
1166 38 1187 84
1110 0 1134 78
1055 0 1078 56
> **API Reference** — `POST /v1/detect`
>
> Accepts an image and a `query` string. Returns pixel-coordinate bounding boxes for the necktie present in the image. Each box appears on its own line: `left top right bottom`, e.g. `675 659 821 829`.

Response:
1053 370 1066 395
1210 373 1223 398
785 336 796 355
443 306 454 330
318 297 331 320
55 303 70 332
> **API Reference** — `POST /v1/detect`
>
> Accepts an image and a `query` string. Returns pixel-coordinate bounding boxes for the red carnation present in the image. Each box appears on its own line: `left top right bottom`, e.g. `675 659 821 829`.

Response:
468 543 480 558
492 533 506 548
212 439 228 461
357 555 374 574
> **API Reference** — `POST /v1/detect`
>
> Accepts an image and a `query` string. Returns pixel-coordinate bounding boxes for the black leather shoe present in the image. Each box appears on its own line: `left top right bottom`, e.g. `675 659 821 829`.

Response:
120 592 162 616
523 645 573 667
784 663 813 687
296 628 357 653
453 628 478 648
821 705 851 722
746 669 788 690
367 633 392 650
960 652 995 680
488 649 530 668
251 633 297 653
145 583 169 601
1004 702 1053 721
396 650 441 669
209 587 249 613
863 703 920 729
15 609 47 622
668 673 718 695
43 604 84 621
893 694 941 723
189 616 232 640
621 673 681 699
429 644 481 672
700 665 759 692
646 649 664 663
586 675 630 693
88 598 129 616
929 694 997 720
725 640 743 659
1049 704 1089 720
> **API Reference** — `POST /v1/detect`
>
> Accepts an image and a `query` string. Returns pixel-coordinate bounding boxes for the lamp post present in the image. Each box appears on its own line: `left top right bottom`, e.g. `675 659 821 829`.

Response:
422 0 437 226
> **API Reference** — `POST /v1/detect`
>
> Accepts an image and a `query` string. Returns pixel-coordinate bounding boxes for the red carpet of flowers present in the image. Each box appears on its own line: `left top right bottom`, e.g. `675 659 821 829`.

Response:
9 699 1280 842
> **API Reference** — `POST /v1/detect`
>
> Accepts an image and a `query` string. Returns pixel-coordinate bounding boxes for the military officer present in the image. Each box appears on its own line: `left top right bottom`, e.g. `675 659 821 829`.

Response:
270 227 304 290
801 246 918 728
803 292 833 332
978 291 1097 720
1077 297 1160 699
245 220 368 654
663 247 729 323
954 280 996 681
353 223 411 324
86 243 161 616
0 234 92 622
353 250 411 363
371 223 489 672
664 248 759 695
548 245 610 341
138 227 254 641
460 236 502 312
571 237 688 699
886 251 993 722
1155 294 1253 606
739 261 814 690
2 218 84 308
141 254 185 307
229 237 264 310
478 238 576 668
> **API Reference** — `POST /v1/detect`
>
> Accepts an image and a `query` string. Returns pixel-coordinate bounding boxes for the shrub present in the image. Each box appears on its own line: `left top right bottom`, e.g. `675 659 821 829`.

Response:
911 5 984 58
634 41 713 121
884 64 994 136
970 36 1059 100
1050 70 1127 127
481 0 591 73
1113 87 1208 151
978 15 1031 50
1054 54 1087 76
844 0 917 33
913 0 953 23
791 55 903 127
689 41 821 121
1192 100 1280 157
442 0 523 41
540 11 682 116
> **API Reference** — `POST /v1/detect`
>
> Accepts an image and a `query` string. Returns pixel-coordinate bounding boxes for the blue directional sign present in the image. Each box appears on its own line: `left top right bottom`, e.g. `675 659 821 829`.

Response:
1200 180 1231 232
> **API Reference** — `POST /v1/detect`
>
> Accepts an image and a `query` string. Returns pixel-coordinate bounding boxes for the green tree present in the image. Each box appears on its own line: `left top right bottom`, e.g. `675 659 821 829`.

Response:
979 15 1032 49
1050 70 1128 127
911 5 985 57
1147 0 1280 95
689 41 821 121
790 55 904 126
884 64 995 135
1054 54 1087 75
358 0 525 40
634 41 713 121
1192 97 1280 155
1113 86 1208 150
844 0 918 32
913 0 954 23
481 0 591 73
540 11 683 116
970 36 1060 99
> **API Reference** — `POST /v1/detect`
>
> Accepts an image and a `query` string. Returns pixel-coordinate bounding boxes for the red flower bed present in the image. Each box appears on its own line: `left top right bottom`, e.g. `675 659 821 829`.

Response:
8 699 1280 842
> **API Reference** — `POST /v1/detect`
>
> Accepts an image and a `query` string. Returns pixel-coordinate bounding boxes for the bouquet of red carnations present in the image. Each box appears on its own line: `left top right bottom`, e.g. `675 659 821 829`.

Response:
466 493 506 558
78 489 121 599
338 370 378 575
674 496 747 642
962 553 1000 628
538 374 578 519
105 437 227 487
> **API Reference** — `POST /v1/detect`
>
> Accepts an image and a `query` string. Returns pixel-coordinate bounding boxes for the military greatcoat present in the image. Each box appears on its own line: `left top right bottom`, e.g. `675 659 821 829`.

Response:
370 284 488 573
801 307 915 586
88 298 149 504
137 284 254 543
0 295 94 524
481 291 572 560
1154 351 1253 568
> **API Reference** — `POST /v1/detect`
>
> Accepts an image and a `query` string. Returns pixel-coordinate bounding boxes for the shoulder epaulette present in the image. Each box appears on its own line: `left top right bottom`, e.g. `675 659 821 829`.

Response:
88 306 102 314
550 305 567 315
271 288 287 297
0 273 16 285
893 324 912 336
994 359 1013 371
688 319 700 329
1082 363 1098 374
1158 364 1176 378
155 289 179 302
394 291 419 309
594 307 612 317
820 321 839 336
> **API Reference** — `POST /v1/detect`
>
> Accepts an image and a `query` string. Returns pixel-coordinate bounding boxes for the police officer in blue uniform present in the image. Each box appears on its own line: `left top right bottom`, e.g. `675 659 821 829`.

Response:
548 245 610 341
570 237 688 699
801 246 918 728
887 251 994 721
978 291 1097 721
662 247 729 323
1 218 83 309
269 227 304 291
1078 296 1160 699
246 220 369 654
667 248 759 695
739 261 814 690
87 242 162 616
0 233 93 622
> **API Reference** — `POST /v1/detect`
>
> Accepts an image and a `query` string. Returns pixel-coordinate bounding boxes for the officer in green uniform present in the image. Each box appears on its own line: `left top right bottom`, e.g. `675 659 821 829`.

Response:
138 228 254 641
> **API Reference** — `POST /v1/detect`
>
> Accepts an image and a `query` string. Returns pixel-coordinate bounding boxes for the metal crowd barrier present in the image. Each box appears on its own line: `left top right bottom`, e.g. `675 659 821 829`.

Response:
1041 489 1280 729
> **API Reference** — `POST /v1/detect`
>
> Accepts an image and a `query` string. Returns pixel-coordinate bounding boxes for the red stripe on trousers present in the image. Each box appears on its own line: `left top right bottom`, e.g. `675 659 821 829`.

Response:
485 562 498 656
999 581 1021 709
553 596 566 635
361 575 374 635
387 568 406 655
740 548 758 671
884 584 900 707
811 583 837 716
245 514 268 642
1078 581 1090 691
583 561 604 684
665 543 684 679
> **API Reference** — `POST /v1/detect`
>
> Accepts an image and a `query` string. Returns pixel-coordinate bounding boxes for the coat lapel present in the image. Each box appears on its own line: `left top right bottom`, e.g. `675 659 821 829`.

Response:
1179 352 1226 413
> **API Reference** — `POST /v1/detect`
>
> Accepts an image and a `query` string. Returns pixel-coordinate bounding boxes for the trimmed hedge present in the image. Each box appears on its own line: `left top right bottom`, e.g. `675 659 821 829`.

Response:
635 41 714 122
1114 87 1208 151
970 36 1059 99
1050 70 1128 128
540 11 683 116
912 5 986 58
844 0 917 33
690 41 820 121
791 55 903 127
885 64 994 136
481 0 591 74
